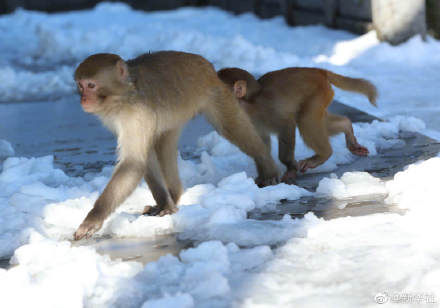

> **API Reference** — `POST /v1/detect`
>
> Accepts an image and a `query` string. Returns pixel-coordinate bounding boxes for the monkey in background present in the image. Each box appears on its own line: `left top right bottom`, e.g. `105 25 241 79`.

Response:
217 67 377 184
73 51 279 240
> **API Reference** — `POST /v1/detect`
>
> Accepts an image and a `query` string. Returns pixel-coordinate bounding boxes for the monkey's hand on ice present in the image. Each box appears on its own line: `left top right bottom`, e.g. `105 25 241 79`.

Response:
281 169 297 185
348 143 369 156
74 212 104 240
255 175 279 188
143 204 178 216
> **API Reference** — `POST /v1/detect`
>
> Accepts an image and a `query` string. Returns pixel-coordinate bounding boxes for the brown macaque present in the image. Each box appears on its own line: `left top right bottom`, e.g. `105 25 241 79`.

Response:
217 67 377 184
73 51 279 240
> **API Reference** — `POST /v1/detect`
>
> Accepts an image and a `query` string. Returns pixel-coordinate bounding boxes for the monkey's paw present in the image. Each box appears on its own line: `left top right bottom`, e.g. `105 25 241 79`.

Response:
143 205 178 216
348 143 369 156
74 219 103 241
298 159 317 173
281 169 297 185
255 176 279 188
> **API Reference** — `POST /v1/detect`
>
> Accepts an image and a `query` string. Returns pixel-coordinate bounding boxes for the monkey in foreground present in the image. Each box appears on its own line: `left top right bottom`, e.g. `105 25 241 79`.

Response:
73 51 279 240
217 67 377 183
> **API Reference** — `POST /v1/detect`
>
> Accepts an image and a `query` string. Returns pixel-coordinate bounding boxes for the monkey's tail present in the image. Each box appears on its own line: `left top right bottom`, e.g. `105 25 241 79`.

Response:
326 71 378 106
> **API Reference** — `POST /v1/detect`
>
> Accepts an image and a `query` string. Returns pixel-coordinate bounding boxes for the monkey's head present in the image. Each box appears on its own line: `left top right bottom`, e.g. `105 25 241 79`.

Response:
74 53 132 114
217 68 261 102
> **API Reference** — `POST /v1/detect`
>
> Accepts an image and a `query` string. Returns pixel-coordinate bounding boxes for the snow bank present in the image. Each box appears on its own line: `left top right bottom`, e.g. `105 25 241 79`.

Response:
386 156 440 211
316 171 387 199
241 155 440 307
5 154 440 307
0 231 142 308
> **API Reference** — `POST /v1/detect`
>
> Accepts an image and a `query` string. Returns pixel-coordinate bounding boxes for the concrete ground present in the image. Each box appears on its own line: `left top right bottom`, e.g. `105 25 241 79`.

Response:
1 98 439 266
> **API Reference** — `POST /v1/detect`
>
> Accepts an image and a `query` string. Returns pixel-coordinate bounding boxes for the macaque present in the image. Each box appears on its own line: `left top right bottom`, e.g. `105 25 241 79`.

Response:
73 51 279 240
217 67 377 184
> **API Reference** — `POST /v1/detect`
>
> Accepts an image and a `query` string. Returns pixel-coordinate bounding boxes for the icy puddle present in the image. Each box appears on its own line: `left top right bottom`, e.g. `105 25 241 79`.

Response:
82 193 404 266
76 234 190 265
78 126 437 266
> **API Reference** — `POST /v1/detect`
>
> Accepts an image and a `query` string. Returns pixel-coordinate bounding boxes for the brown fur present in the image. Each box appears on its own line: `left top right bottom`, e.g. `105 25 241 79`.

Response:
217 67 377 183
73 51 279 240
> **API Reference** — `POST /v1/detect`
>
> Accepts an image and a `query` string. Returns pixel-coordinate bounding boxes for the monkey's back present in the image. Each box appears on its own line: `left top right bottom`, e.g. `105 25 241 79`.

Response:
127 51 221 122
256 68 332 119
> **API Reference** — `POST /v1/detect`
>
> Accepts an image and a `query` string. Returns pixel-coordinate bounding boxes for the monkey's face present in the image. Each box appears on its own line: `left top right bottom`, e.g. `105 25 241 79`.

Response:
74 53 130 114
76 78 104 113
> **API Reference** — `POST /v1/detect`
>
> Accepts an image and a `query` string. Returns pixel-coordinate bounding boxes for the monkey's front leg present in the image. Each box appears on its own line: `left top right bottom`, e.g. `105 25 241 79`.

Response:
74 160 146 240
142 150 177 216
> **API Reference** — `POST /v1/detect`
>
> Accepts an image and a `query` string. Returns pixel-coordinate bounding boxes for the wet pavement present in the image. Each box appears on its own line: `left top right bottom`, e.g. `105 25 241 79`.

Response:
72 234 190 265
1 99 440 266
0 97 213 176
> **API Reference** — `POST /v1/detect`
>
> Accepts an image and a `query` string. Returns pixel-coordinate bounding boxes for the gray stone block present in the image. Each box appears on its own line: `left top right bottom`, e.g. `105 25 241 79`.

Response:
290 0 323 11
427 0 440 39
372 0 426 45
335 16 372 34
339 0 372 20
287 9 327 26
207 0 228 10
207 0 254 14
130 0 191 11
3 0 98 12
255 0 284 18
323 0 337 26
229 0 254 14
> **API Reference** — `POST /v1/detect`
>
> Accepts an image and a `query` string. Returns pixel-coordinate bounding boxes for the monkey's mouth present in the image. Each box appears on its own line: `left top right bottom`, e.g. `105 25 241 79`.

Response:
80 99 96 112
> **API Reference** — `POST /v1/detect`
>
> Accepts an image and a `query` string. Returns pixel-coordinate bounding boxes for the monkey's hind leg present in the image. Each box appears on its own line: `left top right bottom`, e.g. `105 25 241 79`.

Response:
205 88 279 187
143 149 177 217
297 96 333 173
326 113 369 156
278 122 298 184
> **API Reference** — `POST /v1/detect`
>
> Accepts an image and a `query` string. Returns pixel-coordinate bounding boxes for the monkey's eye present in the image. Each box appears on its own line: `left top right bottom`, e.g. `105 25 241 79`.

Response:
88 82 96 89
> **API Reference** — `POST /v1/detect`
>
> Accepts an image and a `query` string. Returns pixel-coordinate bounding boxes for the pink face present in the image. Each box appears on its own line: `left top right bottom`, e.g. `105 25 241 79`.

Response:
76 79 100 113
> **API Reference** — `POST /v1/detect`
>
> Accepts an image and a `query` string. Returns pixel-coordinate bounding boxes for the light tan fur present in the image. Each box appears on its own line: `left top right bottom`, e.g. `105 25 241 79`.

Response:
218 67 377 183
73 51 279 240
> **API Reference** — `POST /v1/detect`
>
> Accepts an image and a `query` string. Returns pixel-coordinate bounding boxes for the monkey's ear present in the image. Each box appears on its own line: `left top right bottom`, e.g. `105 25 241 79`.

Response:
116 59 129 81
233 80 247 99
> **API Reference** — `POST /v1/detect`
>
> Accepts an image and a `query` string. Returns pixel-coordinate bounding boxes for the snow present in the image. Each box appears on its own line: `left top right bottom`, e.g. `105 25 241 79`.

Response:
316 171 387 199
0 116 434 307
1 3 440 307
0 139 15 160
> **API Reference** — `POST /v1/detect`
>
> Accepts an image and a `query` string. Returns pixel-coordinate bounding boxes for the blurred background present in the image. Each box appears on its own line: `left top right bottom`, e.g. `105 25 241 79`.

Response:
1 0 438 43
